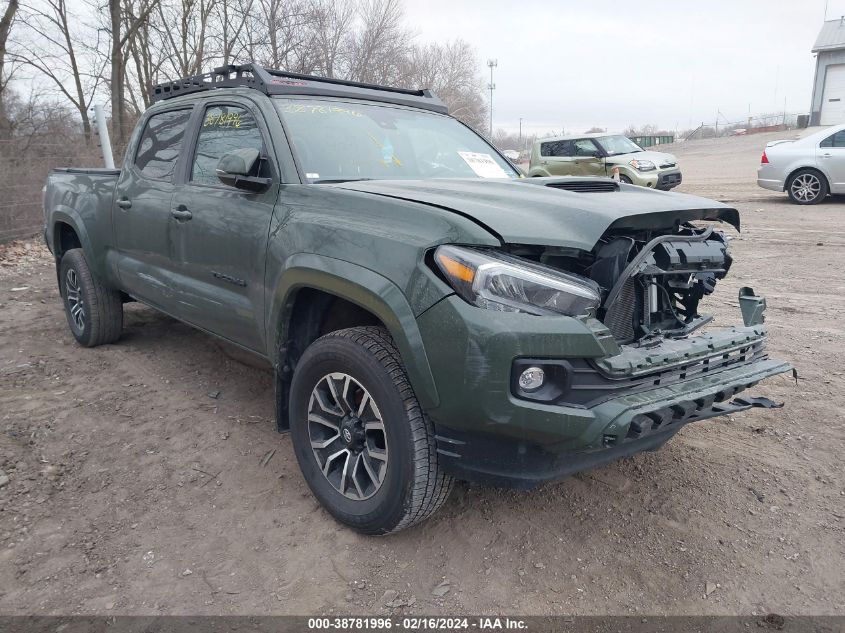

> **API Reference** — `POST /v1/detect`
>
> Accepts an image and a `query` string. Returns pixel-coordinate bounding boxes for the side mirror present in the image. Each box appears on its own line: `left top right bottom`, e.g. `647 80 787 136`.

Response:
216 148 272 192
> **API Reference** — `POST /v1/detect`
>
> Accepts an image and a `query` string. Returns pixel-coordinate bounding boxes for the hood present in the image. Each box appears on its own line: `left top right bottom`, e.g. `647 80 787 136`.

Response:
605 149 676 166
332 178 739 251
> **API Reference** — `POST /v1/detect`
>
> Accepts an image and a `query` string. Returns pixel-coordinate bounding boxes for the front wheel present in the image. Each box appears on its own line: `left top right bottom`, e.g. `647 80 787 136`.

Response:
289 326 453 534
619 174 633 184
786 169 828 205
59 248 123 347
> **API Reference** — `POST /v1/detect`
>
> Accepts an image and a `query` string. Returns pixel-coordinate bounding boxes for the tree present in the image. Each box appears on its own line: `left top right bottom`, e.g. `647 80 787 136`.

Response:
309 0 354 76
11 0 104 142
156 0 217 78
248 0 314 72
400 40 487 131
623 123 670 137
0 0 19 137
346 0 408 84
584 126 605 133
110 0 160 145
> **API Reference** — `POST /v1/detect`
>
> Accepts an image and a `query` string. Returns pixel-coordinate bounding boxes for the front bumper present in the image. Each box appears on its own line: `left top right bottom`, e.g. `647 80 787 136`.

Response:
417 296 791 488
624 168 682 190
656 170 683 190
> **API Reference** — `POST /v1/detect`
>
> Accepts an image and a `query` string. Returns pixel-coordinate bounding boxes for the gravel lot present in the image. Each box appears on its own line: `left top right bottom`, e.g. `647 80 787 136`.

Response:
1 131 843 616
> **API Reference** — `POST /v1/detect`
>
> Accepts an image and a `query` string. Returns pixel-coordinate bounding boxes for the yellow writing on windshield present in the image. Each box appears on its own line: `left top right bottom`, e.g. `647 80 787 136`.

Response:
280 104 362 117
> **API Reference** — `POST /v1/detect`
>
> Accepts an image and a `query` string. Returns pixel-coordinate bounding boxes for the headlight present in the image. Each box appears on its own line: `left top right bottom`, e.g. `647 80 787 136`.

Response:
629 159 656 172
433 245 601 317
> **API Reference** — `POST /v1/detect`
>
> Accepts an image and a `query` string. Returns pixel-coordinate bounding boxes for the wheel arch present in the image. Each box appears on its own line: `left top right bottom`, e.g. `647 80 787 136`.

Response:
784 165 829 193
268 254 440 431
49 212 97 287
50 210 94 262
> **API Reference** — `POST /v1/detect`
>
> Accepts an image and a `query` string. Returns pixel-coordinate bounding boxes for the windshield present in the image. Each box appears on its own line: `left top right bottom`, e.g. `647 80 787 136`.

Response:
595 135 643 156
275 98 519 182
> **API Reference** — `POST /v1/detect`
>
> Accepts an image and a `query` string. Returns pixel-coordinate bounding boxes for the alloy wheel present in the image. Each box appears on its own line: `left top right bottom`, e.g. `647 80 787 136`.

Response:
790 173 821 202
65 268 85 331
307 372 388 500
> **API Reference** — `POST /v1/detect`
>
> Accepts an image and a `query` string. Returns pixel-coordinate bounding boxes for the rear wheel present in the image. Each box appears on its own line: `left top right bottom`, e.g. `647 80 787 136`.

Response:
786 169 827 205
289 326 453 534
59 249 123 347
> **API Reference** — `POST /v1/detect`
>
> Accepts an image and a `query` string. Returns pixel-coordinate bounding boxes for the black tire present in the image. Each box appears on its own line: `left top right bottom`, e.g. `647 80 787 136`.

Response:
786 168 828 205
59 248 123 347
289 326 453 534
619 174 633 184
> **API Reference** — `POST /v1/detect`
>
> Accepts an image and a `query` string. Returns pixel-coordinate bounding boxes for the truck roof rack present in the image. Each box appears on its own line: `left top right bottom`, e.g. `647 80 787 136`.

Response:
150 63 449 114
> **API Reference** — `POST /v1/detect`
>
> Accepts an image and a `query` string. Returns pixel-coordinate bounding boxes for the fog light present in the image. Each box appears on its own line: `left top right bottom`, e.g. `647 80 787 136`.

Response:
518 366 545 392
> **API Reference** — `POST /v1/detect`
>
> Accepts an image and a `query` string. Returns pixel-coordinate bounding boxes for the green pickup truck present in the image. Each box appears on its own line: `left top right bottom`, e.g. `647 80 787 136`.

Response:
43 64 791 534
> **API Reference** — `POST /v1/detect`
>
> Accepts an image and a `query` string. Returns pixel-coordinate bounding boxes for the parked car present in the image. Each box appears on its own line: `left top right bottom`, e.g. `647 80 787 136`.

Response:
43 64 790 534
502 149 520 161
528 133 682 190
757 124 845 204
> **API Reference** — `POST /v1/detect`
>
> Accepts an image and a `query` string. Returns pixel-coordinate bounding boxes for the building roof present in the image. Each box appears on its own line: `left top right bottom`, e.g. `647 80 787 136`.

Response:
813 18 845 53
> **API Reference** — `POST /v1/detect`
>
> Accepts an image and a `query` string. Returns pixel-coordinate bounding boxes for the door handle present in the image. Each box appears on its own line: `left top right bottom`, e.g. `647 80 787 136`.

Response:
171 207 193 221
823 153 832 158
116 198 132 209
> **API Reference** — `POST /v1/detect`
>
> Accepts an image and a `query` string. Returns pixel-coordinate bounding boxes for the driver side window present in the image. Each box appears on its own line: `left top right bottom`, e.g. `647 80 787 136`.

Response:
191 104 268 186
574 139 599 157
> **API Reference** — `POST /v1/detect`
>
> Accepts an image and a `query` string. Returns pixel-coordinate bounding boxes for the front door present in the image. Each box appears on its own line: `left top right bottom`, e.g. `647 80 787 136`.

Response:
169 100 278 352
571 138 606 177
114 107 194 314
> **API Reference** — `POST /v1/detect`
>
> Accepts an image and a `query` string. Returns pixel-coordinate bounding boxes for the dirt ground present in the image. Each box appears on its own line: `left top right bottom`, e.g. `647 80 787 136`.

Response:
1 131 843 616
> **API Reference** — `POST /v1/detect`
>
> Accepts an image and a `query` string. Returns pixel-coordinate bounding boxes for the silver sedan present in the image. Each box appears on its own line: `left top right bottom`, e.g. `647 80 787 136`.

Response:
757 124 845 204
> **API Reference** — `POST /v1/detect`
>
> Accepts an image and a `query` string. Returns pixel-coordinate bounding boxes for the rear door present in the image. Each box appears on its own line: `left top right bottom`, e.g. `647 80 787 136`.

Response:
169 98 279 352
818 129 845 192
114 107 194 313
538 140 577 176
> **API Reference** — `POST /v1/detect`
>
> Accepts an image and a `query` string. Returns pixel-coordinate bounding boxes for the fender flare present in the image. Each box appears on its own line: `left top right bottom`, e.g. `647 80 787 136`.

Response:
49 208 95 262
267 253 440 409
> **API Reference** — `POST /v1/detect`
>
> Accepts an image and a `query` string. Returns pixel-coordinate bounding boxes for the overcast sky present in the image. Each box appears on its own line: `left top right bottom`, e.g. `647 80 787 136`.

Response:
404 0 839 135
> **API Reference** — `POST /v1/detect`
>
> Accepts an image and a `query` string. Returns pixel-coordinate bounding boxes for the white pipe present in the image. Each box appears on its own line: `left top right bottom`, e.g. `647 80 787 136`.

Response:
94 104 116 169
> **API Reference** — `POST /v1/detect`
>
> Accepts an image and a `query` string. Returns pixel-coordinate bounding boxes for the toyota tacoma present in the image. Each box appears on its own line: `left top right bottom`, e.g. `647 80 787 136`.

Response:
43 64 791 534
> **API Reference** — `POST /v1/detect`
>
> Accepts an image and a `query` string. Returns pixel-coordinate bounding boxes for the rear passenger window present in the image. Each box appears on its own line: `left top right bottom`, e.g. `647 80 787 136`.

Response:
134 109 192 180
540 140 574 157
191 105 267 185
820 131 845 147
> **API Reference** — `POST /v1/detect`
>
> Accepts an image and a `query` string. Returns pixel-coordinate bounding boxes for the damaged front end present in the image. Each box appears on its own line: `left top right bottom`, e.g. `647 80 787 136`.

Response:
495 217 793 446
594 224 731 342
421 192 792 487
505 220 741 344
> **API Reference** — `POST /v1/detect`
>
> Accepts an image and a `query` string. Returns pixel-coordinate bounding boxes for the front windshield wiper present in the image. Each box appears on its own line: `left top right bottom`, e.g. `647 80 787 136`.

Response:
313 178 374 184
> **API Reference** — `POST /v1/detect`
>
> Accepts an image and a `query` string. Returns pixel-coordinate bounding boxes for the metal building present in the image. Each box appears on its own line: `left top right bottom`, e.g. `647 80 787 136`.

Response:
810 17 845 125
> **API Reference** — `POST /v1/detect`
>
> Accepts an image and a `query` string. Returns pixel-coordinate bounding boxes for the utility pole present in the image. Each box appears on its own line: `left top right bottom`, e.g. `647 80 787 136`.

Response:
518 118 523 143
487 59 497 138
